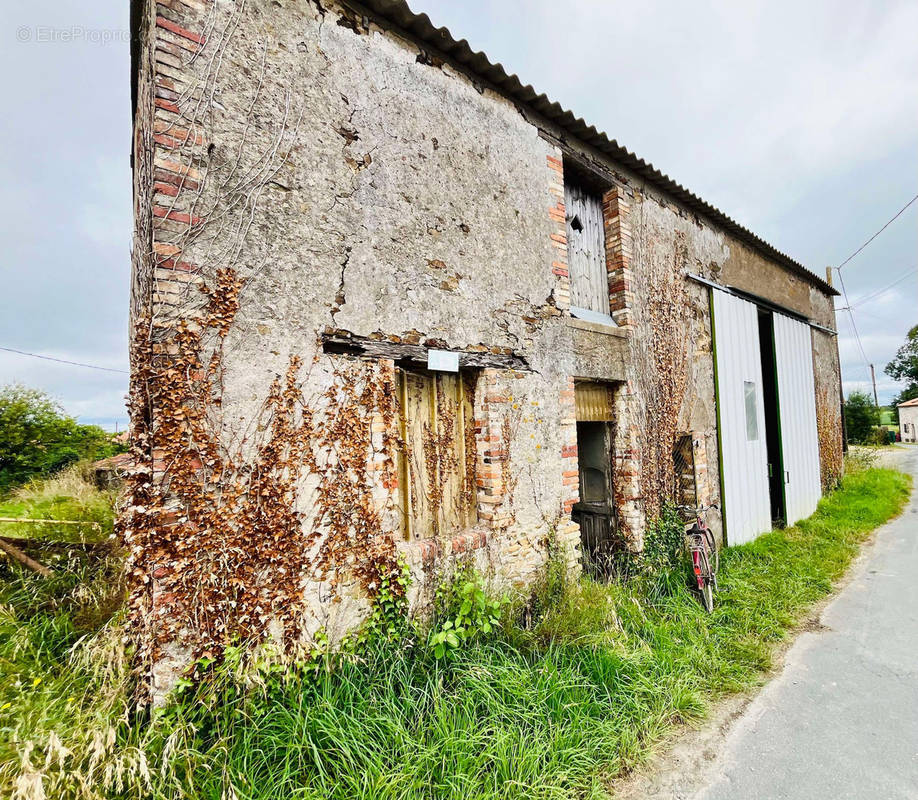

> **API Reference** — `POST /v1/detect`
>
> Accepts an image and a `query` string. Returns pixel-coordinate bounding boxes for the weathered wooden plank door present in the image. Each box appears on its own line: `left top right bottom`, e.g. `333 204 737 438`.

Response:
572 382 617 576
434 374 477 533
400 370 435 537
565 182 610 317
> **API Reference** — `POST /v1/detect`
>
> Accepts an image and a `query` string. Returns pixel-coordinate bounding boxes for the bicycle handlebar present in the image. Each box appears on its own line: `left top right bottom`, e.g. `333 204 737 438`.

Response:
676 503 719 514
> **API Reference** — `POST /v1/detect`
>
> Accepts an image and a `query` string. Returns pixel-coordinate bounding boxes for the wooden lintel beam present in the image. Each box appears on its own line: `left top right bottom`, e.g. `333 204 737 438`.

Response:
321 334 529 372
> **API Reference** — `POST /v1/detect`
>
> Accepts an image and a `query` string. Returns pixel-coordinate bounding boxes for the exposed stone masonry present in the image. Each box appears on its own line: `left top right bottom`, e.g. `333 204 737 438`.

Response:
128 0 843 690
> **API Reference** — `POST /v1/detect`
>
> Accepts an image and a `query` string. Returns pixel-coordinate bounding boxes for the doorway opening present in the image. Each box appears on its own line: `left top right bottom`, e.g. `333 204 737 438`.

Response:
572 382 618 576
757 309 786 526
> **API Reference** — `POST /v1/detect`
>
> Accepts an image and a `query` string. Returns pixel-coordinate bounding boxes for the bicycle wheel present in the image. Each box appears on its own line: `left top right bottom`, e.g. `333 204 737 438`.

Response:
702 581 714 613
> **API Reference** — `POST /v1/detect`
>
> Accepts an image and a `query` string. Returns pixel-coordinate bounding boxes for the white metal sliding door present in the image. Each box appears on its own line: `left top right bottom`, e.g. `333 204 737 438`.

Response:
711 289 772 545
773 313 822 525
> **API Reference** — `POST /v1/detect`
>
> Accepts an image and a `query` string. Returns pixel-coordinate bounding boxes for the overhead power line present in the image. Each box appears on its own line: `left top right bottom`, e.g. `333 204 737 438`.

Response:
835 269 872 370
831 192 918 407
836 193 918 271
848 266 917 309
0 346 128 374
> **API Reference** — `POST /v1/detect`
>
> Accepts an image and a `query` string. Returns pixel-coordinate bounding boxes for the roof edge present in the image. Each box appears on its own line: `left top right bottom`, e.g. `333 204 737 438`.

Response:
127 0 838 296
348 0 838 297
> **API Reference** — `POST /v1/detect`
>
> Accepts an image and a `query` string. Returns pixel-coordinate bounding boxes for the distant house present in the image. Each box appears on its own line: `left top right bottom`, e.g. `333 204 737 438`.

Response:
92 451 134 489
898 398 918 443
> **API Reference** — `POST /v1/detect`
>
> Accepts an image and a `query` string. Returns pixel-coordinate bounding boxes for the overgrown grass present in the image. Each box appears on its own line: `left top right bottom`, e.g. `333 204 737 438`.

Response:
0 463 117 542
0 467 127 800
0 464 910 800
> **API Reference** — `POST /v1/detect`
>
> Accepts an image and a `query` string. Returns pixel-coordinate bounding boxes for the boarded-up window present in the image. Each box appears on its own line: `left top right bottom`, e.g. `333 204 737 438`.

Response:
565 178 610 321
397 370 477 539
575 382 614 422
673 434 697 519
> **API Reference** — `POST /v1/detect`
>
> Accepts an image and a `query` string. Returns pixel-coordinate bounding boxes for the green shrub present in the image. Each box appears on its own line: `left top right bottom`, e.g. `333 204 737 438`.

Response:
0 385 125 492
361 557 413 645
596 502 687 585
844 390 881 444
642 502 686 573
428 566 504 658
868 426 893 446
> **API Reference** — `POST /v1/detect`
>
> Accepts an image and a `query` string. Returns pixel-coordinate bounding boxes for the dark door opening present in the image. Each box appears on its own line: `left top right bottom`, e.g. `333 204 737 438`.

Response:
571 382 619 576
572 420 617 576
757 309 786 526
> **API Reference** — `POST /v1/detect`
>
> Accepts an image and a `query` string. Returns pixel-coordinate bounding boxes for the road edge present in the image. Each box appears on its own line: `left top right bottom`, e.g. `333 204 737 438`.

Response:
609 456 916 799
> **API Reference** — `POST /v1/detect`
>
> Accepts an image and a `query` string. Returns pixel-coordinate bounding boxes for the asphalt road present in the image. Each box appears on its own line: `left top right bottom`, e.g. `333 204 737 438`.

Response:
698 448 918 800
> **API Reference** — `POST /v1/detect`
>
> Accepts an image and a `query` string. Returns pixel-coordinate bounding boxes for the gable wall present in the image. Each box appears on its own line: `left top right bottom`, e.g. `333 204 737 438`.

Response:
129 0 842 691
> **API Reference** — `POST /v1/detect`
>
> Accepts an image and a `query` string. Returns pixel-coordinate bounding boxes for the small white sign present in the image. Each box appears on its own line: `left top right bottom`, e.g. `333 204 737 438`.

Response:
427 349 459 372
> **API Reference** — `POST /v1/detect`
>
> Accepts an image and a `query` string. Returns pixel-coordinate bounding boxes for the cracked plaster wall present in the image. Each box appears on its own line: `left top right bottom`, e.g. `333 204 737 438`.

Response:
621 187 843 541
143 0 586 652
136 0 842 666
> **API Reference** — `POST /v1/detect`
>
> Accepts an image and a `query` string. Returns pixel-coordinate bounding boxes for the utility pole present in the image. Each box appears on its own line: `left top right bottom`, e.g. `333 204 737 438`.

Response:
827 266 848 451
869 363 885 443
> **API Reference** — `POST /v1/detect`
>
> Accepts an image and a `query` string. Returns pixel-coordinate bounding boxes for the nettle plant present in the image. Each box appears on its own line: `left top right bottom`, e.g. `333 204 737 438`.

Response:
641 502 686 574
428 567 505 659
362 557 413 644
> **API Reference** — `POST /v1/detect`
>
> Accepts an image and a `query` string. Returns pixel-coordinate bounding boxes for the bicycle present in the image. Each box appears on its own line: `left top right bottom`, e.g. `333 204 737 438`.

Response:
680 504 719 613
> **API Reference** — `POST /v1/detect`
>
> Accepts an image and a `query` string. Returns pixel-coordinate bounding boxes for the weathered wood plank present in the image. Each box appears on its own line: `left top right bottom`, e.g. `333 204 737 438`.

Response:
398 371 479 540
322 333 529 371
0 538 53 577
403 370 435 538
565 181 610 316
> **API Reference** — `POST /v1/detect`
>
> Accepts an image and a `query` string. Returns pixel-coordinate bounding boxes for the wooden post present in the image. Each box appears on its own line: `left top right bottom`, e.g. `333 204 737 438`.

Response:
0 538 52 577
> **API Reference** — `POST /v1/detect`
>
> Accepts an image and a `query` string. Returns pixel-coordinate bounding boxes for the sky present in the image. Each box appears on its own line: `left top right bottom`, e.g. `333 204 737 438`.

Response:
0 0 915 430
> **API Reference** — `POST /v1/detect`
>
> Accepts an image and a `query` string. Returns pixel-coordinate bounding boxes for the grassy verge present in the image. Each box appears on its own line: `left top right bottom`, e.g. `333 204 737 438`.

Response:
0 467 125 800
0 464 911 800
0 464 117 541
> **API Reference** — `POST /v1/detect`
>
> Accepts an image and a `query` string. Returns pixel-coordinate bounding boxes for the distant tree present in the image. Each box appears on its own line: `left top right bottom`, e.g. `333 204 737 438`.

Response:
0 385 123 492
844 390 880 444
885 324 918 402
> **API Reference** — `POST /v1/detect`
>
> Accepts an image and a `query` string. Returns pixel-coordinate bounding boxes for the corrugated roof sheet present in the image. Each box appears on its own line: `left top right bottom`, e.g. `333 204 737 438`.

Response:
353 0 837 296
897 397 918 407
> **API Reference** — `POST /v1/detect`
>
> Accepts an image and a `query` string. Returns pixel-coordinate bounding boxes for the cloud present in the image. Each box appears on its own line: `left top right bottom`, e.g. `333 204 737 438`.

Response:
0 0 913 423
416 0 918 403
76 156 133 249
0 352 127 426
0 0 130 425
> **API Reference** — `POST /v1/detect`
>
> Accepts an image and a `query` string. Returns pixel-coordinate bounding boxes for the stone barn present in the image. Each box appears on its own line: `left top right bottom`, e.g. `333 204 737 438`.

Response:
127 0 843 688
